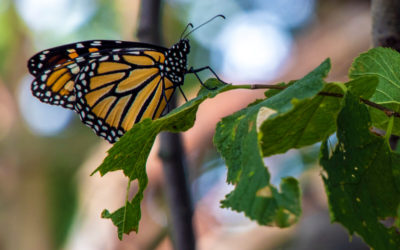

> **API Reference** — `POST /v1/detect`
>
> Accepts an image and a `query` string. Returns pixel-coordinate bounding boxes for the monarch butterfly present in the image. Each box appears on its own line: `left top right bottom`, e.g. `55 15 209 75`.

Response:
28 15 225 143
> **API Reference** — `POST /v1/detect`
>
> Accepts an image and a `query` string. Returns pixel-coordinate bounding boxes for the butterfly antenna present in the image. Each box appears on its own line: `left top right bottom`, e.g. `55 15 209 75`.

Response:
180 23 194 39
183 14 225 39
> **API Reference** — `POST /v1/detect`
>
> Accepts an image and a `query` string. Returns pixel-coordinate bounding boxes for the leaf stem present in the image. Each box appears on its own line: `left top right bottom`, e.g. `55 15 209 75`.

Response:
125 179 132 203
122 179 132 235
232 84 400 118
386 115 395 142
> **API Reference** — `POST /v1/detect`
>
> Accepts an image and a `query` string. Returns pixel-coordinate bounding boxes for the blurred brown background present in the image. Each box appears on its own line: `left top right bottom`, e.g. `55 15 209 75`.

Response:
0 0 371 249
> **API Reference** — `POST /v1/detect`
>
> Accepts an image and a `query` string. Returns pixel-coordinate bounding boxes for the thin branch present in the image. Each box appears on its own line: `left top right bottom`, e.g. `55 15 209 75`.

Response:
245 84 400 118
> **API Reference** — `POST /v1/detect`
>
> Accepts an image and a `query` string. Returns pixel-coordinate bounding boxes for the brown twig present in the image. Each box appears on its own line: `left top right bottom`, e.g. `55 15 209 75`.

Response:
249 84 400 118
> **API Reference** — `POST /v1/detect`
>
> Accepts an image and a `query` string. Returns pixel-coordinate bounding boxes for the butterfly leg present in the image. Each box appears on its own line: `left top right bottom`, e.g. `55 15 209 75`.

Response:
178 86 188 102
164 82 188 105
187 66 227 90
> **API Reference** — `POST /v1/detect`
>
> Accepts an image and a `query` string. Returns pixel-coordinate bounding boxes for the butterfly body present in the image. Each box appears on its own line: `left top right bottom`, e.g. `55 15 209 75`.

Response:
28 39 191 143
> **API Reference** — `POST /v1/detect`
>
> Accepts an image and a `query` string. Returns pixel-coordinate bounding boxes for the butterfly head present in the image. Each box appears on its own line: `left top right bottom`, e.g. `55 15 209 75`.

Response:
177 38 190 54
163 39 190 85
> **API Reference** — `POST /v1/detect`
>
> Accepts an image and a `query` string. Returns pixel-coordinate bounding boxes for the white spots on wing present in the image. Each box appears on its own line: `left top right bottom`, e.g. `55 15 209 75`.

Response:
76 57 85 63
68 64 80 74
89 52 101 57
91 41 102 46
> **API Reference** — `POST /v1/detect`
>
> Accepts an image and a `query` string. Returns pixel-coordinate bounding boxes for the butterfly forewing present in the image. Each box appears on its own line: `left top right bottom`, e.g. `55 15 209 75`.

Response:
74 48 175 143
28 40 166 75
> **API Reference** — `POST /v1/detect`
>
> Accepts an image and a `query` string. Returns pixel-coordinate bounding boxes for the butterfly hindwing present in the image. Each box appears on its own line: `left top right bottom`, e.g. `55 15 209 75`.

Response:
74 48 176 142
30 59 83 109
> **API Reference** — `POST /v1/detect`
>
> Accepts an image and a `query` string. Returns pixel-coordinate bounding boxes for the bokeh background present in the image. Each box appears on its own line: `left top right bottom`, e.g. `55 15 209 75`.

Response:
0 0 371 249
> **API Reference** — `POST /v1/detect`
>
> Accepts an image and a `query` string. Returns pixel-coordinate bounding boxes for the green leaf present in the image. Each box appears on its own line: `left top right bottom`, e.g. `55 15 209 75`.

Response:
349 48 400 135
267 60 330 113
260 83 343 156
101 199 140 239
321 92 400 249
264 82 289 98
369 103 400 136
95 79 231 239
259 72 379 157
349 47 400 106
214 59 331 226
95 79 230 178
345 76 378 99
